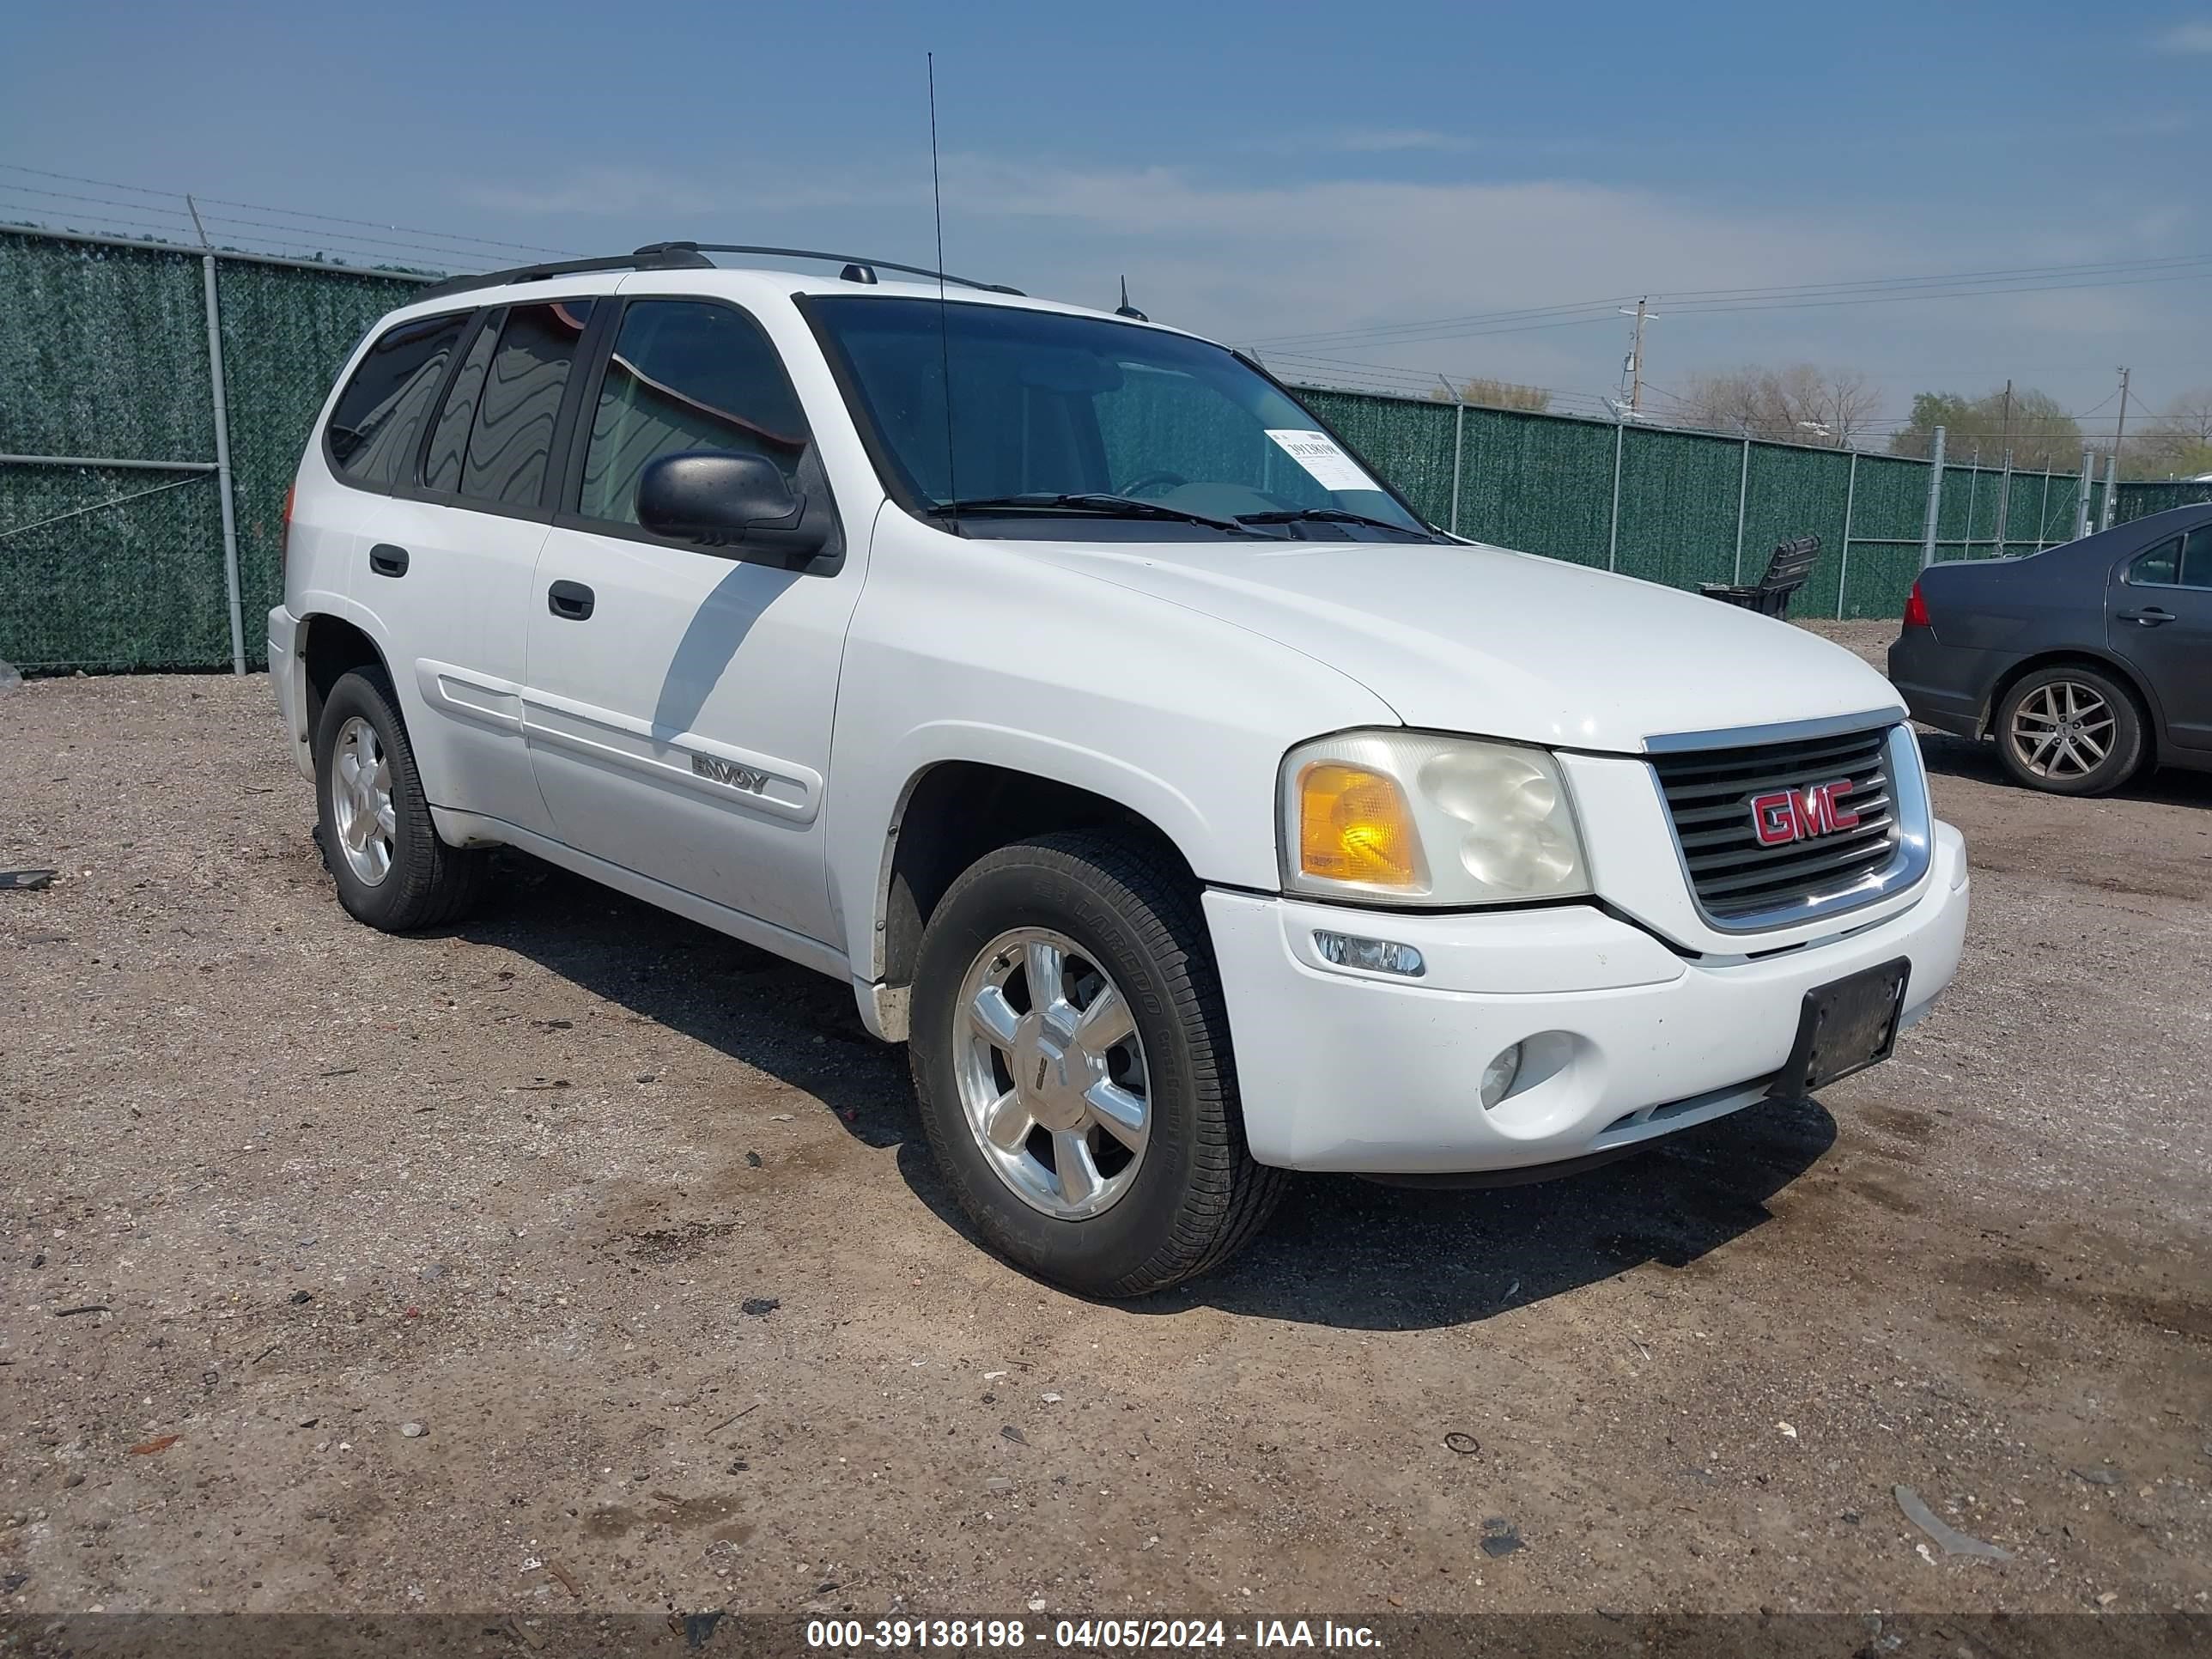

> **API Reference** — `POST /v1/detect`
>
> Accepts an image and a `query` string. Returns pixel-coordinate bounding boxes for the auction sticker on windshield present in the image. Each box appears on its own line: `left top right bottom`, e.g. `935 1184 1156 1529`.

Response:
1264 429 1379 493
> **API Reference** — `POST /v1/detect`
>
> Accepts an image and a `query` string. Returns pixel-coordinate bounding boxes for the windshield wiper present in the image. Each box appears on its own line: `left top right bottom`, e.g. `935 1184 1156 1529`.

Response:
1235 507 1434 538
928 493 1261 536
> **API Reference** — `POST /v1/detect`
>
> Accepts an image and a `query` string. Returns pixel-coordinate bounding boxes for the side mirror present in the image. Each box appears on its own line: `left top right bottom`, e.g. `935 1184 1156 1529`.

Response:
635 452 824 559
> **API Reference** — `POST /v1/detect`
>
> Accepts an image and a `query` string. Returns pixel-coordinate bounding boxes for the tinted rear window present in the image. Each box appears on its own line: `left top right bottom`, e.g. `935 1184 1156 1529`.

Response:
422 313 498 495
459 300 595 509
2183 524 2212 588
2130 536 2181 585
325 313 470 488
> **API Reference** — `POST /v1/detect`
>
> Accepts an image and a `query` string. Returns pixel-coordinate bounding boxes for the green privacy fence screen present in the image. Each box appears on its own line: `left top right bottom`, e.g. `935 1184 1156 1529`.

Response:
1297 387 2119 622
2112 477 2212 524
0 226 2181 672
1 228 425 672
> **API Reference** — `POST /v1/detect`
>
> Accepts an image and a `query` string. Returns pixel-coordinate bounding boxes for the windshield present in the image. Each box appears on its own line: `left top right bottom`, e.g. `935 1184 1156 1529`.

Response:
805 296 1428 536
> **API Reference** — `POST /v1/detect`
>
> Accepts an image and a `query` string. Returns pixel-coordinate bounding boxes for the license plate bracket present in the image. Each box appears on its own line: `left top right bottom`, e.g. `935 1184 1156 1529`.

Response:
1767 957 1911 1100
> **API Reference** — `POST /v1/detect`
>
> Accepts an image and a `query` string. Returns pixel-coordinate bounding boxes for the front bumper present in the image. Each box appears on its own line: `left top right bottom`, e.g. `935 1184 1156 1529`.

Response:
1205 821 1968 1174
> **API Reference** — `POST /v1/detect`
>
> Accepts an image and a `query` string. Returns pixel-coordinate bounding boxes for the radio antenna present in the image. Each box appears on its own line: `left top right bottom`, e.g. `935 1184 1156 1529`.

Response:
927 52 957 512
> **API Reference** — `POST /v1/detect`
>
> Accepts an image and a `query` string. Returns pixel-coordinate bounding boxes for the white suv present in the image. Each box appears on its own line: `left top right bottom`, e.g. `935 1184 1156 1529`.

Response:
269 243 1969 1296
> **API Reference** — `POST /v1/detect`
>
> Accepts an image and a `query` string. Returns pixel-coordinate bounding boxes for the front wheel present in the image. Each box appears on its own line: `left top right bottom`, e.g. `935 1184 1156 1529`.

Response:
1993 664 2145 796
908 832 1285 1297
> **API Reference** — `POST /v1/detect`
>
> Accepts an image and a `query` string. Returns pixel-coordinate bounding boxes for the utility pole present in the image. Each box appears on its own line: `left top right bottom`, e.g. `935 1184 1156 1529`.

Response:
1617 298 1656 414
2111 366 2132 484
1998 379 2012 456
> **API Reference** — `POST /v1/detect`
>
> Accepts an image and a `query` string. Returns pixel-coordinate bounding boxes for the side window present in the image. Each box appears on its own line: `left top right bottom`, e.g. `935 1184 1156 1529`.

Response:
325 312 470 489
2180 525 2212 589
578 300 811 526
422 313 499 493
2129 536 2182 586
459 300 596 509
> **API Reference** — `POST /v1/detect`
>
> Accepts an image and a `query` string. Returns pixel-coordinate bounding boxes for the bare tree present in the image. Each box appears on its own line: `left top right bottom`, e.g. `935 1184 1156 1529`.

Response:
1427 376 1552 413
1669 365 1879 447
2130 387 2212 478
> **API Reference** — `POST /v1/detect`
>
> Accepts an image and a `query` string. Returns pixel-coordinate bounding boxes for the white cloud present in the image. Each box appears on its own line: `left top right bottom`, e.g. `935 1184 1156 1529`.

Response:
447 152 2203 408
2154 20 2212 51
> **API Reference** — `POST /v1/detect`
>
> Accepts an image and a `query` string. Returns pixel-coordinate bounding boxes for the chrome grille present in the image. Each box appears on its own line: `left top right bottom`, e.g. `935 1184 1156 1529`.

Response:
1650 724 1903 925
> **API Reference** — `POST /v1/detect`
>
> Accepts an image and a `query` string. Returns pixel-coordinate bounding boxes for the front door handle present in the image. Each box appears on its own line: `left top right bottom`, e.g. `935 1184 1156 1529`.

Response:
2118 606 2174 626
368 544 409 578
548 580 595 621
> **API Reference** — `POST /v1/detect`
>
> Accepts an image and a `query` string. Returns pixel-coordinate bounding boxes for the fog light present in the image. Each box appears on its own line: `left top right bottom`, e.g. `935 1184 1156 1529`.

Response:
1312 929 1425 977
1480 1042 1523 1109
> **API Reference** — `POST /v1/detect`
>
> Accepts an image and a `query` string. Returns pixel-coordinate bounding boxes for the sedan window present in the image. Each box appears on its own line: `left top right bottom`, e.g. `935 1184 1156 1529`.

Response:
2128 537 2181 586
2181 525 2212 589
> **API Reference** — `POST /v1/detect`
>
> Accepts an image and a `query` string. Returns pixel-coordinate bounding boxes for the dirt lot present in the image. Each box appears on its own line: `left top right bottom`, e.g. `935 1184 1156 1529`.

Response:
3 620 2209 1630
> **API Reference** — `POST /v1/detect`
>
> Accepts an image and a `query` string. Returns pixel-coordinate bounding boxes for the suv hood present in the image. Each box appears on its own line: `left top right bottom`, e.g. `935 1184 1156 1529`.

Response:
1028 536 1902 753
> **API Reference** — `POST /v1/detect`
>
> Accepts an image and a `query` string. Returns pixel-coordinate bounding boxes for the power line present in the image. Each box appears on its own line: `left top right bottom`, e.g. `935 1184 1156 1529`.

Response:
0 198 495 272
0 161 579 259
0 184 503 269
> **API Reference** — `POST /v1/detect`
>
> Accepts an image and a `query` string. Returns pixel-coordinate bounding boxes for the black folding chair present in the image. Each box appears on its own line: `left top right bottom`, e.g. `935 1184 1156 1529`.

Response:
1698 535 1820 617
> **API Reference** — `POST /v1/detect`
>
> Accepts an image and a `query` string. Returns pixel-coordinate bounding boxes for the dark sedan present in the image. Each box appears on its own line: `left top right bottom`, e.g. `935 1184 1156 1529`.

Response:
1888 502 2212 795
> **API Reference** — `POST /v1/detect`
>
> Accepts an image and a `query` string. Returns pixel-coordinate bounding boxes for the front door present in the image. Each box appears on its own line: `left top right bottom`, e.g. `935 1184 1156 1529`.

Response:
521 295 862 946
2107 520 2212 752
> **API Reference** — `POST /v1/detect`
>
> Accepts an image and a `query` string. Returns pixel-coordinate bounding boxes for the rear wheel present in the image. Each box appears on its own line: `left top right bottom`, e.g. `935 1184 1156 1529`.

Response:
1993 664 2145 796
908 831 1286 1297
313 667 486 931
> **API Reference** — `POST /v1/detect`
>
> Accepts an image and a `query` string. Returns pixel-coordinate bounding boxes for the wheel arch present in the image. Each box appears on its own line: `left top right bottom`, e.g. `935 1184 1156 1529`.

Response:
867 760 1204 1041
1983 648 2160 761
300 611 395 747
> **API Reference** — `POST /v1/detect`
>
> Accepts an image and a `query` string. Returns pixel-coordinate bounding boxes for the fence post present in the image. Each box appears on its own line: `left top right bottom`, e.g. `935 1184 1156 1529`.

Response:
1835 450 1858 619
1919 425 1945 571
1992 450 2013 555
2075 448 2094 540
2100 452 2118 531
199 252 246 676
1731 434 1751 583
1962 462 1979 560
1449 399 1465 537
2035 467 2051 551
1607 413 1625 572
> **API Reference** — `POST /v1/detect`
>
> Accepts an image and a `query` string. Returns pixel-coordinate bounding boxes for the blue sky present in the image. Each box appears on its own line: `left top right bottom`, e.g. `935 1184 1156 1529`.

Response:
6 0 2209 435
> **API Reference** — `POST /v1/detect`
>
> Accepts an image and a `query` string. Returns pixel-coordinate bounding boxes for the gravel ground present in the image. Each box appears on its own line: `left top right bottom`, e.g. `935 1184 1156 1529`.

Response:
2 622 2208 1628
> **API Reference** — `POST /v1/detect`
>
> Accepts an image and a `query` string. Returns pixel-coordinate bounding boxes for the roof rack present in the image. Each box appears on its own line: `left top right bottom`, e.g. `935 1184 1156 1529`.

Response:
410 241 1024 305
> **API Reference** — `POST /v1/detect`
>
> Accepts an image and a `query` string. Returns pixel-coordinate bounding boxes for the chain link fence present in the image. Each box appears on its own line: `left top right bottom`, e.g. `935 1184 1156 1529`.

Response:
2 226 2194 673
1 228 423 672
1296 388 2129 620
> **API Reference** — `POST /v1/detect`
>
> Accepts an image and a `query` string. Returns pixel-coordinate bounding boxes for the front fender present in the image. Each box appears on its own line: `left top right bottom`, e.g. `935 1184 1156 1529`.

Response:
824 518 1398 983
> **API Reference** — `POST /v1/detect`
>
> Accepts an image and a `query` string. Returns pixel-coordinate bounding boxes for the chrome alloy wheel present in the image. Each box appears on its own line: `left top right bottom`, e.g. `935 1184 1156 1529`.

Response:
953 927 1152 1221
330 714 398 885
2008 679 2115 781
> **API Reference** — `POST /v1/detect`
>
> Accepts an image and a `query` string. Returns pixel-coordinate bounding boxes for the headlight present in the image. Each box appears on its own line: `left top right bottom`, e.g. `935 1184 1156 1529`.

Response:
1279 729 1591 907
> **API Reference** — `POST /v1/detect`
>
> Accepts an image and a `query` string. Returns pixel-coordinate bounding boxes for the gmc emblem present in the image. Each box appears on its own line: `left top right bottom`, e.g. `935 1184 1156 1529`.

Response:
1749 779 1858 846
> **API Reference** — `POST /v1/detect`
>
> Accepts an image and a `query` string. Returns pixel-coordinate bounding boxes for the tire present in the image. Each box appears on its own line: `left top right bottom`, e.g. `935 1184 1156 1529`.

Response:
313 666 486 931
1992 663 2146 797
908 831 1287 1297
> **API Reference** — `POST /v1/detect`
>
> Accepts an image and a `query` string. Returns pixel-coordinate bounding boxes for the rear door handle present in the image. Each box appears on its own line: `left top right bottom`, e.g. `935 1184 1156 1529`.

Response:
2118 606 2173 626
368 543 409 578
547 580 595 621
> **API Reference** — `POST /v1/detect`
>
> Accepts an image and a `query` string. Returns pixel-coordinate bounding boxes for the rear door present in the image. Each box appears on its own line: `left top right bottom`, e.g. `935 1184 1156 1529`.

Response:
2107 521 2212 752
521 294 861 947
364 297 600 835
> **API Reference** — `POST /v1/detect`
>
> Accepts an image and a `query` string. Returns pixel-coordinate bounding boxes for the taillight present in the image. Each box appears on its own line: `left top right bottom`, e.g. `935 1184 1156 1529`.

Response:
1902 580 1930 629
279 483 296 583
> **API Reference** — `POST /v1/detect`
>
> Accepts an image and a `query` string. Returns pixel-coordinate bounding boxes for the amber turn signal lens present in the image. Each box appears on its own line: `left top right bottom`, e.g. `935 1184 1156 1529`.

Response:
1298 762 1422 887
